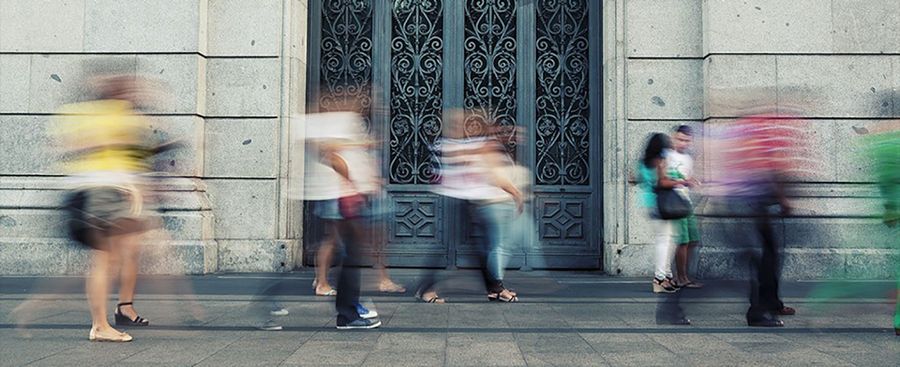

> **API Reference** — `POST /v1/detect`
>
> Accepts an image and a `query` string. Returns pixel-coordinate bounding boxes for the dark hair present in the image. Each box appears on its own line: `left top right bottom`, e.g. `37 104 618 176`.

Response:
642 133 671 168
675 125 693 135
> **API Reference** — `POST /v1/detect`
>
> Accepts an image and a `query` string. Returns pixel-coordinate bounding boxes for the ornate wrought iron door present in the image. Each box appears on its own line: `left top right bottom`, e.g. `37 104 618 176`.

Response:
306 0 602 269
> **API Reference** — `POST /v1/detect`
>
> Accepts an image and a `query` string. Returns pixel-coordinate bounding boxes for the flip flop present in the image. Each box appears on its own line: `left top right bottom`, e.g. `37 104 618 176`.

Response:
316 289 337 296
378 282 407 293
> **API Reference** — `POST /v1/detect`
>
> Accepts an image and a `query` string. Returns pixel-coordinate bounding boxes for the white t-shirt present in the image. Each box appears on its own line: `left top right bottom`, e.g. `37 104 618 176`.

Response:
340 148 380 195
432 137 509 201
665 149 693 181
300 113 361 200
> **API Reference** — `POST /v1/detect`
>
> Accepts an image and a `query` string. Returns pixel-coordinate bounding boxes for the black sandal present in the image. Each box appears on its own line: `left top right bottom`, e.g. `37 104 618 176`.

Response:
487 289 518 303
415 292 446 304
115 302 149 326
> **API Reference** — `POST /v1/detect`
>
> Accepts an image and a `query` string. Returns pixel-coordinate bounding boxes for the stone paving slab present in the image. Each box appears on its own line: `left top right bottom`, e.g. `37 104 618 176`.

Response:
1 273 897 366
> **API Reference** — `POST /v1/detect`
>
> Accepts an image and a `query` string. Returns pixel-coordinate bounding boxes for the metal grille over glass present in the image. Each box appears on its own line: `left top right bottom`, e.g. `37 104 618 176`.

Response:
535 0 590 186
389 0 444 185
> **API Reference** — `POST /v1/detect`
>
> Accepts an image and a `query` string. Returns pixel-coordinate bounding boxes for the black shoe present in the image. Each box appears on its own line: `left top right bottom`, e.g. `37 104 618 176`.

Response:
774 306 796 316
336 317 382 330
747 313 784 327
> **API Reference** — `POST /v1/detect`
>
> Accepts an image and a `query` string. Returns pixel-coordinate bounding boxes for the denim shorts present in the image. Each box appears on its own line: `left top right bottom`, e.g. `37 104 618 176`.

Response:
312 196 393 221
312 199 342 220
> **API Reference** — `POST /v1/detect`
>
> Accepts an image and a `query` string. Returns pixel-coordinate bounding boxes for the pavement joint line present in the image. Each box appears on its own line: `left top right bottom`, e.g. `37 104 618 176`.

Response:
2 324 892 334
1 295 893 304
191 333 244 366
22 344 79 366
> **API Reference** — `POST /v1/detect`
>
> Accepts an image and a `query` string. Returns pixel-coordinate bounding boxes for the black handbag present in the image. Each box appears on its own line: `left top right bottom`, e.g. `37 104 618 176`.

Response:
655 188 691 220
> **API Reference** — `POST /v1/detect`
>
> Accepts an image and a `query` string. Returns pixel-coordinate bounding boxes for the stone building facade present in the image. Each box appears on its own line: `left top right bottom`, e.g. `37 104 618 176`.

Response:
0 0 897 278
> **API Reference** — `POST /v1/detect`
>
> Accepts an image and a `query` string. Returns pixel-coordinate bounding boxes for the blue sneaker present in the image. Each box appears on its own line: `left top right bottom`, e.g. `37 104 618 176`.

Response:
356 304 378 319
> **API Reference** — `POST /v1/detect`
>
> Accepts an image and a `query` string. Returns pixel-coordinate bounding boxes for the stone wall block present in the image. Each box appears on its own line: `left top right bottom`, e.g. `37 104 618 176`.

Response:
205 118 279 178
0 240 69 275
84 0 202 52
893 57 900 117
138 240 219 274
207 0 282 56
0 115 62 175
704 55 777 118
781 249 846 280
139 55 205 115
625 0 702 57
217 239 291 272
832 120 891 182
26 54 138 114
844 249 899 279
147 116 205 177
0 55 31 112
784 218 897 250
626 59 703 120
832 0 900 53
704 0 832 53
206 58 281 117
608 243 653 277
0 209 64 238
776 56 892 118
204 179 277 239
0 0 85 52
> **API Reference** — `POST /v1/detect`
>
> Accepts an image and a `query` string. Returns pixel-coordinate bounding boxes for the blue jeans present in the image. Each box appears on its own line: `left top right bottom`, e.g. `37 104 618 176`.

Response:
472 201 516 293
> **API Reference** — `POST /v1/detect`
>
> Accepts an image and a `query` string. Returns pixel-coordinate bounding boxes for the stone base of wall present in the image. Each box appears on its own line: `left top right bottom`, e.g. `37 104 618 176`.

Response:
217 239 296 273
606 242 899 280
0 238 219 275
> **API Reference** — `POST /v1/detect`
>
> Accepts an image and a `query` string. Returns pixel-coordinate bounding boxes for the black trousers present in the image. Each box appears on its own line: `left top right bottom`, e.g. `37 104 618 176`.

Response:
335 219 364 324
744 200 785 319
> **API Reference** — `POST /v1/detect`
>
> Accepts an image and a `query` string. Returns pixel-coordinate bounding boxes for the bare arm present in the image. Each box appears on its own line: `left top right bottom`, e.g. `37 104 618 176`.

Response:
481 148 524 213
655 159 687 189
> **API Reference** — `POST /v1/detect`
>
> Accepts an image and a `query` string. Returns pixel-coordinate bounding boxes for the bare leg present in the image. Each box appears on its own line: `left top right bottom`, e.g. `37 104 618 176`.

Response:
675 245 689 284
114 229 143 320
86 240 129 340
372 225 404 293
87 249 112 330
315 224 337 295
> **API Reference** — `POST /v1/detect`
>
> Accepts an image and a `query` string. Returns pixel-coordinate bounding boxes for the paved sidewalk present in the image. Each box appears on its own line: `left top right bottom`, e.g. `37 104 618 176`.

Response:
1 271 897 366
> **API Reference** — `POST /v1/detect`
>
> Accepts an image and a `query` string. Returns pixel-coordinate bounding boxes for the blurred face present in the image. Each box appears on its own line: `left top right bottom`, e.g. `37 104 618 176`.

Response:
673 132 692 153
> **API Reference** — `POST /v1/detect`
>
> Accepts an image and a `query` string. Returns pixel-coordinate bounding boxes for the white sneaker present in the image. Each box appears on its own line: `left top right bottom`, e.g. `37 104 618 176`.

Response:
356 304 378 319
258 320 283 331
270 308 289 316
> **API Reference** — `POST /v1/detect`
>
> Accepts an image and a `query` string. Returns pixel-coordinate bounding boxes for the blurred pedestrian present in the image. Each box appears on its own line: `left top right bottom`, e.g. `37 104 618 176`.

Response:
860 120 900 335
55 73 177 341
420 110 524 303
304 111 381 329
715 113 803 327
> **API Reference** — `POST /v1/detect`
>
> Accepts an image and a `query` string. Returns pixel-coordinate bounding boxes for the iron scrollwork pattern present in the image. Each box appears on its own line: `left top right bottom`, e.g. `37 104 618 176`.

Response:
390 0 444 184
464 0 517 155
319 0 374 126
535 0 590 185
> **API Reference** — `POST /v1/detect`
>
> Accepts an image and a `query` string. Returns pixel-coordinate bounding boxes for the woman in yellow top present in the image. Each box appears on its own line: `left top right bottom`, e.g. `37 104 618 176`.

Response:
56 75 179 342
